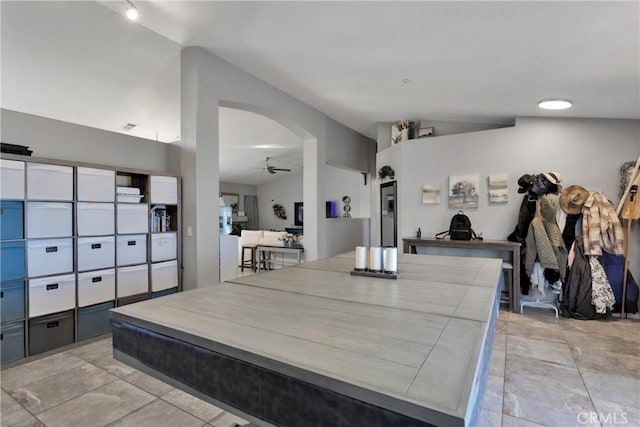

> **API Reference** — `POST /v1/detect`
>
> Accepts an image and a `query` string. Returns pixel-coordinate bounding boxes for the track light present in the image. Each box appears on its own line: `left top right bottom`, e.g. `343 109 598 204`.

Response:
125 0 138 20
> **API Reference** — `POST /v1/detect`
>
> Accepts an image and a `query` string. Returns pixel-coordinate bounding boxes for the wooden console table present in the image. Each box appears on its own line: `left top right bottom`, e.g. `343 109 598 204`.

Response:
403 237 521 313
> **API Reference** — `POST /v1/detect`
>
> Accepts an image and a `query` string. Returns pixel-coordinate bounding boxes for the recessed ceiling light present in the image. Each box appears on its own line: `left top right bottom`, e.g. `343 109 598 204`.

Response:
538 99 572 110
122 123 137 131
125 1 139 20
401 78 411 85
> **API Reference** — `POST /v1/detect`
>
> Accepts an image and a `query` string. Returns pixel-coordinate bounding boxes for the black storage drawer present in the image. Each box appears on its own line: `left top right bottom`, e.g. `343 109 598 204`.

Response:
1 321 25 364
28 310 74 355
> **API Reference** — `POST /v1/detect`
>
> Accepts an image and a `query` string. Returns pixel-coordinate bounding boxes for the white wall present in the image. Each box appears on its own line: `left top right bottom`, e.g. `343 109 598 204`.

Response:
257 171 303 231
326 218 371 256
325 165 370 218
377 116 640 279
1 109 174 173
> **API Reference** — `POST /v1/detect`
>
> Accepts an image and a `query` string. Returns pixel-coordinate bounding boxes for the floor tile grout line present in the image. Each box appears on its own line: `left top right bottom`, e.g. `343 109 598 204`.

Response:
5 361 120 423
561 326 604 427
160 391 226 424
100 398 160 427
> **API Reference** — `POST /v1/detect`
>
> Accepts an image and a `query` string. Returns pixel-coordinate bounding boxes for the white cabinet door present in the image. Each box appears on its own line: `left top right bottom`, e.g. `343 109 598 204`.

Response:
0 159 25 199
27 238 73 278
29 274 76 317
117 264 149 298
77 167 115 202
78 268 115 307
27 202 73 238
151 233 176 262
26 163 73 201
117 204 148 234
150 176 177 204
77 203 114 236
151 260 178 291
77 236 115 271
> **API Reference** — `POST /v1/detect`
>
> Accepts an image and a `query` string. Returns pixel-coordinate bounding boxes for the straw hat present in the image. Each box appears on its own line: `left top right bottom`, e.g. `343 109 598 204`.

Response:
559 185 589 214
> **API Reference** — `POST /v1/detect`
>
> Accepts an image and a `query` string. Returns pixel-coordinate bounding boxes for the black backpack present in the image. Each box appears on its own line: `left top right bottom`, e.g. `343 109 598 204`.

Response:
436 210 478 240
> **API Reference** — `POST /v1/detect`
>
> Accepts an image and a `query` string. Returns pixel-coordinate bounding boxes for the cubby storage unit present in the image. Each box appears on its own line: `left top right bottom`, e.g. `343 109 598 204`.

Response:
77 301 114 341
1 280 25 323
1 322 25 363
0 201 24 240
0 160 26 365
0 153 181 363
117 264 149 299
28 310 75 355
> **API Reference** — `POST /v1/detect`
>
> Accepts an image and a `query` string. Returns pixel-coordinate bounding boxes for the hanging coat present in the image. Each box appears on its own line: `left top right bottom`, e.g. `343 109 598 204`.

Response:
601 250 639 313
525 195 568 281
561 239 596 320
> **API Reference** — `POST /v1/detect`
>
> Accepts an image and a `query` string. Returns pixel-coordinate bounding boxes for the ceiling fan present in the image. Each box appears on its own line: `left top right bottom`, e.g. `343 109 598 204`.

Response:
252 157 291 174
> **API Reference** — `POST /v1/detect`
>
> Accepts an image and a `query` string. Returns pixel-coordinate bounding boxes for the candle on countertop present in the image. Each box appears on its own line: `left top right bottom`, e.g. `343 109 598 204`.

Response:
355 246 367 270
384 247 398 273
369 247 382 271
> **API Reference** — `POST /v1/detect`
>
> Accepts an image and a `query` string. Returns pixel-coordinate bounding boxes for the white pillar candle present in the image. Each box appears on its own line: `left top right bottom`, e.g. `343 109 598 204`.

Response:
355 246 367 270
369 247 382 271
384 247 398 273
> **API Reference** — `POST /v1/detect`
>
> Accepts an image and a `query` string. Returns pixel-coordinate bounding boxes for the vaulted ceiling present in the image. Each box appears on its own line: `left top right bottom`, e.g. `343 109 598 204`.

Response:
2 1 638 184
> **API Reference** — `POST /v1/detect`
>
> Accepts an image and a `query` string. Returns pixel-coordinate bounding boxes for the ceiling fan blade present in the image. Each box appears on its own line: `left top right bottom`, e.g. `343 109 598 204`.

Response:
271 168 291 172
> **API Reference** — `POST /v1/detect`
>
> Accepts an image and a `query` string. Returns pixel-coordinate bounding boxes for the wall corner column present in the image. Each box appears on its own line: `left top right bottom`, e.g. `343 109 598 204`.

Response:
180 46 220 289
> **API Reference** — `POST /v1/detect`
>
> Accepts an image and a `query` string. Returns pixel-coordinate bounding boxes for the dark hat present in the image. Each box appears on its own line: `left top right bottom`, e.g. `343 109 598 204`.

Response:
559 185 589 214
517 174 535 193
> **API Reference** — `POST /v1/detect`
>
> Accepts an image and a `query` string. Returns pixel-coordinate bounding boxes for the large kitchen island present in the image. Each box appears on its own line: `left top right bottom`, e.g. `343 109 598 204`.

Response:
110 252 502 427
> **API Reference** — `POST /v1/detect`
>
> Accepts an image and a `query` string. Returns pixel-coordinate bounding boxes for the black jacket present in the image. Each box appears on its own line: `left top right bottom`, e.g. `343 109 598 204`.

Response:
561 238 596 320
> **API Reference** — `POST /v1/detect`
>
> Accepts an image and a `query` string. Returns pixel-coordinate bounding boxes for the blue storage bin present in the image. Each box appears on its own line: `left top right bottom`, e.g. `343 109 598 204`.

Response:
151 287 178 299
1 280 25 323
1 321 25 364
0 241 25 282
0 201 23 240
77 301 114 341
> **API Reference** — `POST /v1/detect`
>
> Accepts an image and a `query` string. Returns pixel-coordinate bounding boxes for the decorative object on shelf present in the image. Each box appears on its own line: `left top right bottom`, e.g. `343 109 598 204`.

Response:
417 227 422 238
378 165 395 181
417 121 435 138
391 120 411 144
488 173 509 204
449 174 479 208
422 184 440 204
342 195 351 218
272 203 287 220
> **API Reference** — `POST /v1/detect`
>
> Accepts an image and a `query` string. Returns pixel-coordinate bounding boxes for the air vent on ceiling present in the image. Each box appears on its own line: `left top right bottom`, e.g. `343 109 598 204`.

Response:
122 123 137 131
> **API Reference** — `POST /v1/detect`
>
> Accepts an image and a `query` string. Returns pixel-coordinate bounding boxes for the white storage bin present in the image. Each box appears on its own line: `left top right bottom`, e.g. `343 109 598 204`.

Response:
151 232 177 262
150 176 178 204
117 234 147 266
0 159 25 199
117 204 148 234
117 264 149 298
78 268 115 307
77 236 115 271
27 202 73 238
29 274 76 317
151 260 178 292
77 203 114 236
27 238 73 278
77 167 115 202
117 194 144 203
26 163 73 201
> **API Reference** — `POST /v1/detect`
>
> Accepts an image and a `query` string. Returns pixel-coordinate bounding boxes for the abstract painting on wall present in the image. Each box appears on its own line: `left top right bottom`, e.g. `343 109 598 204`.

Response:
422 185 441 204
488 173 509 204
449 174 479 208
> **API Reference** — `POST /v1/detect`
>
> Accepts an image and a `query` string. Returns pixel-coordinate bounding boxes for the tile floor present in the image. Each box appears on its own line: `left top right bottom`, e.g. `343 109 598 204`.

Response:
1 306 638 427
